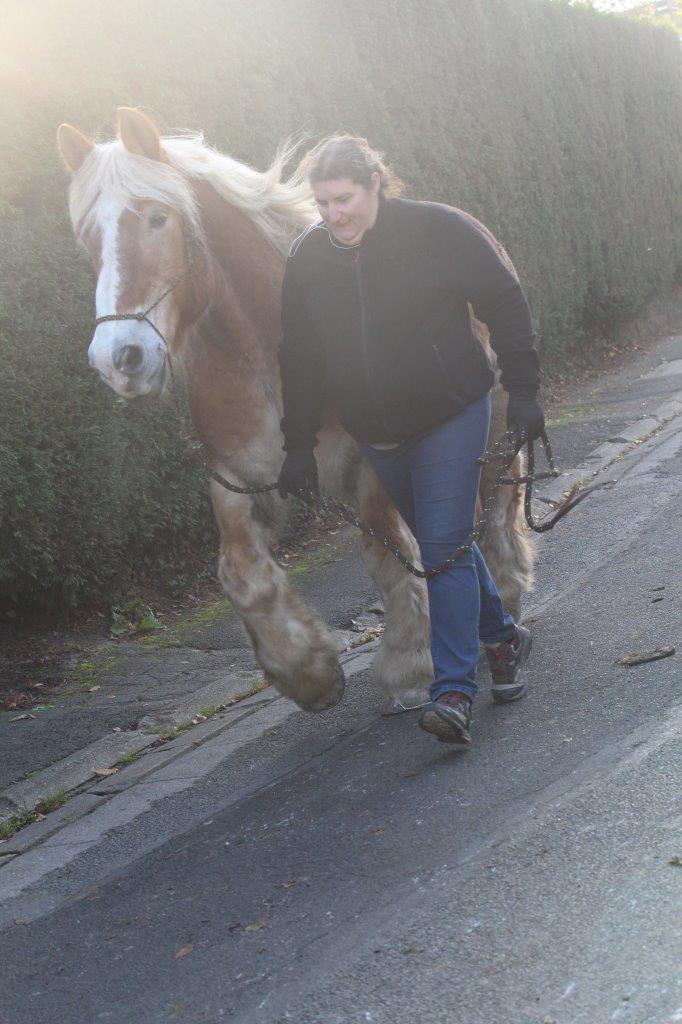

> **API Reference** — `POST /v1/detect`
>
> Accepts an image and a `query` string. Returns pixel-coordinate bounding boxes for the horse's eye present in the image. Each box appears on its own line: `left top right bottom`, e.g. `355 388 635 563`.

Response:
149 210 168 229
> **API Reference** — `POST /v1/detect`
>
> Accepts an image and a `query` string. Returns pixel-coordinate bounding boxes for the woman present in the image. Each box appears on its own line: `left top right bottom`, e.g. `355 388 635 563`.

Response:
276 136 545 746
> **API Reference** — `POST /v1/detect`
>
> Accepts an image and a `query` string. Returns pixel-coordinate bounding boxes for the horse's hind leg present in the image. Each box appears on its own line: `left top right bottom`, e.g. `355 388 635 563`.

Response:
478 389 534 620
355 461 432 704
211 483 345 712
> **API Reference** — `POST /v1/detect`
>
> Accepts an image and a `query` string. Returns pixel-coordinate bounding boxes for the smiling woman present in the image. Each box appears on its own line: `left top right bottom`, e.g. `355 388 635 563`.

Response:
277 134 543 745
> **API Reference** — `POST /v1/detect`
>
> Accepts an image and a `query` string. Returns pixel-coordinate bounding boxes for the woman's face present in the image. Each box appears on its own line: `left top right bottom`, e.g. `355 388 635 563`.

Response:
312 173 381 246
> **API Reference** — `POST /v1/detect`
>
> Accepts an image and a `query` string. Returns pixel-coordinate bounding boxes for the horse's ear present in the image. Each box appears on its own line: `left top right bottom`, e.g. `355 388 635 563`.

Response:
117 107 163 161
57 123 95 175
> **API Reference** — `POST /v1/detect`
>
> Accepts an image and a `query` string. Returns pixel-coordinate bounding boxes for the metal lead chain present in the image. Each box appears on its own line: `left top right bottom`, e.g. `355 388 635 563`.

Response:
164 365 587 580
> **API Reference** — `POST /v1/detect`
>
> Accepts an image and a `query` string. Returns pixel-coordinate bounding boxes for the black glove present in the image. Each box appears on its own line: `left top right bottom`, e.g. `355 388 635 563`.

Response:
506 394 545 444
277 449 320 500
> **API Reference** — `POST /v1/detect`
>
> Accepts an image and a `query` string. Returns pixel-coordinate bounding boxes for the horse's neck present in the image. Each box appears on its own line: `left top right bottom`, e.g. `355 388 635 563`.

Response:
183 180 286 457
196 179 285 359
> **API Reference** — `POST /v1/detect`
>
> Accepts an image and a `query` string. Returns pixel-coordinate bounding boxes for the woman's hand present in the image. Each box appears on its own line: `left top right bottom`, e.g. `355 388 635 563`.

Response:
506 395 545 444
277 449 320 500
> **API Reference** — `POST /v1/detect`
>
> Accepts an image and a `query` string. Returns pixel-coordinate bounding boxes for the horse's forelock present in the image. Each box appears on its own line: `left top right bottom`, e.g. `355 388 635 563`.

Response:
68 140 200 241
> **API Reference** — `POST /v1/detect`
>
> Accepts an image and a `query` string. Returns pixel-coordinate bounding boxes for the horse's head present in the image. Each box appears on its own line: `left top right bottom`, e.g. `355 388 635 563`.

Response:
57 108 209 400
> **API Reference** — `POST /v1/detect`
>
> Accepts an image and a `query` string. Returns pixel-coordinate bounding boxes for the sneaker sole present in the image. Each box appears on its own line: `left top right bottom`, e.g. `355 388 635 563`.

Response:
491 629 532 704
418 706 472 745
491 681 528 704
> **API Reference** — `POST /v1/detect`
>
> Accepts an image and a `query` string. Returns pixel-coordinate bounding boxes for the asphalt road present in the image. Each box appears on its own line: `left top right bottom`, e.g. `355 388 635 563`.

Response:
1 350 681 1024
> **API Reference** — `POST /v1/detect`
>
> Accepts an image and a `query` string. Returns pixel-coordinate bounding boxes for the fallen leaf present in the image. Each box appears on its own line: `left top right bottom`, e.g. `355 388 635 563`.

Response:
34 812 46 821
10 713 36 723
88 685 101 692
403 945 425 955
668 856 682 867
280 880 296 889
245 918 267 932
616 646 675 667
94 767 118 777
174 944 194 959
228 922 242 933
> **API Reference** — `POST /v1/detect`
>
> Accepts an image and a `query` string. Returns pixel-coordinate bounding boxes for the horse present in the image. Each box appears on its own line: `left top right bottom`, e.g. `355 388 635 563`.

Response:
57 106 533 713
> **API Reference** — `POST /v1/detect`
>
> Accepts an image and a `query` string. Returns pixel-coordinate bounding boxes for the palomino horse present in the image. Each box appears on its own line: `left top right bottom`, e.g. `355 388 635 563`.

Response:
57 107 533 712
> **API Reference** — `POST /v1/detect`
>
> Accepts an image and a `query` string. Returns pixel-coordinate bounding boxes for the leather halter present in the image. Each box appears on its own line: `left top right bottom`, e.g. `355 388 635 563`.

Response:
93 226 199 346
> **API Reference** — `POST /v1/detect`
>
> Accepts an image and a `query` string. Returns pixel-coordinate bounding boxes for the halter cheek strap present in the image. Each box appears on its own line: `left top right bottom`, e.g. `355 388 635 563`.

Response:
93 227 200 346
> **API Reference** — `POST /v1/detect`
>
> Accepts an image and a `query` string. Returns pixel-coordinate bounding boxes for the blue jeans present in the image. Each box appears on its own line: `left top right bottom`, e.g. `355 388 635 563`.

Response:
359 393 515 703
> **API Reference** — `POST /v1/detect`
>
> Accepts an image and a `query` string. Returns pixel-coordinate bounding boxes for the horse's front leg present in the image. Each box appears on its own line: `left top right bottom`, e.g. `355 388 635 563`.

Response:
211 481 345 712
354 460 433 705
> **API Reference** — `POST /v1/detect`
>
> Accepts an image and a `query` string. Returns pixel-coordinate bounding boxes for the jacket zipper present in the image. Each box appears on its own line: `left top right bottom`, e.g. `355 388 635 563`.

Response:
354 253 393 437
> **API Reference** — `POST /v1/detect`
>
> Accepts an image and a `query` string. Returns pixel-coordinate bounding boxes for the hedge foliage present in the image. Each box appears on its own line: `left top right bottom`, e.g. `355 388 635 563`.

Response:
1 0 680 614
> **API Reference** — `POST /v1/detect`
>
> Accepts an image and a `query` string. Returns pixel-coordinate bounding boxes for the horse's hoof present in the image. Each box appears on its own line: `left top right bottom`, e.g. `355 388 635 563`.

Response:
296 663 346 712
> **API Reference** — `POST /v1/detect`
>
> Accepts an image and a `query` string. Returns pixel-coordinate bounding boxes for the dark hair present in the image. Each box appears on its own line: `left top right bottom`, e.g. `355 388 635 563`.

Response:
303 135 404 197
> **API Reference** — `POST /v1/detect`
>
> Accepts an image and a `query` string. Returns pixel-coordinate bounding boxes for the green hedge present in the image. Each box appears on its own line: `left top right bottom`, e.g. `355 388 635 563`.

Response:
1 0 680 613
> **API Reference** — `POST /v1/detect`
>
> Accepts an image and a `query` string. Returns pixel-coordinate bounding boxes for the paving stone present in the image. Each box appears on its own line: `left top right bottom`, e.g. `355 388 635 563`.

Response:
606 417 661 443
641 357 682 378
1 732 153 821
87 695 278 795
0 794 104 855
135 670 264 732
652 397 682 421
41 784 190 847
0 842 98 902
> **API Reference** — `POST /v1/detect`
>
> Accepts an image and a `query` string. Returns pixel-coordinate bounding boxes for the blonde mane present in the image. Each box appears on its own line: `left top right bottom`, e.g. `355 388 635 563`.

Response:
68 132 318 255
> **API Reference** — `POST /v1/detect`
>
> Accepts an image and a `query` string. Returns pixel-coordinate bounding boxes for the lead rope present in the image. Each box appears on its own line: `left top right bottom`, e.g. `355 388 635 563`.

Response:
94 227 590 580
165 351 590 580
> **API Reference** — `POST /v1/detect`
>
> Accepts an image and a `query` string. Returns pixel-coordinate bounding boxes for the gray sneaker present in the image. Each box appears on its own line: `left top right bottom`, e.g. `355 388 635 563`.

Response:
485 625 532 703
418 693 473 745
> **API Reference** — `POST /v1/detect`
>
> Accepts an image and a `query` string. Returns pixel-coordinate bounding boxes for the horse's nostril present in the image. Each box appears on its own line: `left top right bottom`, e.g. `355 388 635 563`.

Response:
113 343 144 373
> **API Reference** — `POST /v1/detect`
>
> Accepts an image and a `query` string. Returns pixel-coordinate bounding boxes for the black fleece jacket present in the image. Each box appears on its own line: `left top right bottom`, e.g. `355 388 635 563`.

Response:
278 196 540 449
